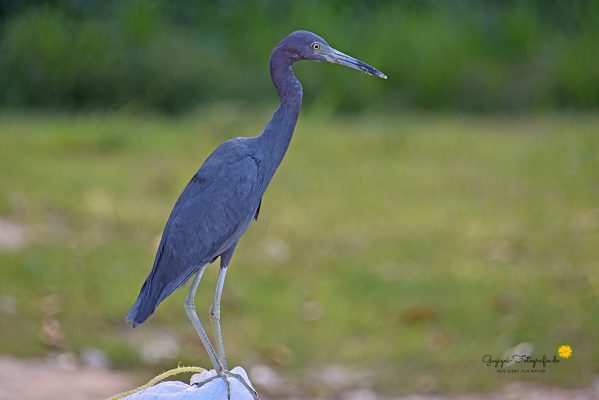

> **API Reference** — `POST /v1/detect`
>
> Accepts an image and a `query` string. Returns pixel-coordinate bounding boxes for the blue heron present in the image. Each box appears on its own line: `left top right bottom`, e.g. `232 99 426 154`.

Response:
126 30 386 397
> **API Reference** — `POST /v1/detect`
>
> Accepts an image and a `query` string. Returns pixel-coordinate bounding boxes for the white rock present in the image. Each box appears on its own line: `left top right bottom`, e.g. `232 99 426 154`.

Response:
126 366 257 400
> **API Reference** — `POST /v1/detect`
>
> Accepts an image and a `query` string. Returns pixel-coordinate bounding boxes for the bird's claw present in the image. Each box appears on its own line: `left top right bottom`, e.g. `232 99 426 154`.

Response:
192 370 259 399
192 374 220 389
223 370 259 399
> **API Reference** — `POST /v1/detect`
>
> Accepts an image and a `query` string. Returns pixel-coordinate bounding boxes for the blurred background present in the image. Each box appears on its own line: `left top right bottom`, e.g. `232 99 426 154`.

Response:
0 1 598 399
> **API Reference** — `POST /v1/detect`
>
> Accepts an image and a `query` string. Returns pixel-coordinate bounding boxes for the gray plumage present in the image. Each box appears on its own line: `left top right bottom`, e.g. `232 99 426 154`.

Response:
126 30 385 341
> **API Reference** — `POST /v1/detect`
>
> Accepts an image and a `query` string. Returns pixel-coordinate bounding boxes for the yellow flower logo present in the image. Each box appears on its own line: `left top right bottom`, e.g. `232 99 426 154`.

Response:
557 345 572 359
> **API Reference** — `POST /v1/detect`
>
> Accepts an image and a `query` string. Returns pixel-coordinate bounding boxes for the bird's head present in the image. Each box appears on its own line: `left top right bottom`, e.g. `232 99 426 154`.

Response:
275 30 387 79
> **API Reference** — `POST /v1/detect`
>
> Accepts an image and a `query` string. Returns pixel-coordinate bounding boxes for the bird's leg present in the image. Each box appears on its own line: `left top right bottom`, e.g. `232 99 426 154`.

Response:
209 265 228 371
194 371 257 400
184 266 224 374
223 370 260 400
186 267 237 399
209 244 237 371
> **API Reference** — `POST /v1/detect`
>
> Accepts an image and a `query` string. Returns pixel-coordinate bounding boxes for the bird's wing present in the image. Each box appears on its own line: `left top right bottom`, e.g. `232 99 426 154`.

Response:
167 141 259 253
127 139 260 324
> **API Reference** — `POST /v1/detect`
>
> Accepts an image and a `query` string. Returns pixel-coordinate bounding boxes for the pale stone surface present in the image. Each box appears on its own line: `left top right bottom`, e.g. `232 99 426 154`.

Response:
126 366 256 400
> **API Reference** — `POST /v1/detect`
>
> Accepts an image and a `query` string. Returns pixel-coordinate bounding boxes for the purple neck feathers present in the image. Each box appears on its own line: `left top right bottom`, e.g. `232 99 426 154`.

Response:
257 45 303 170
269 47 303 113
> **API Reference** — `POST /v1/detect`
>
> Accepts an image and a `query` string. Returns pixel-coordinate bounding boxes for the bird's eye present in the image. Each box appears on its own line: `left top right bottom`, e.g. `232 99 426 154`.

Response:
312 43 321 51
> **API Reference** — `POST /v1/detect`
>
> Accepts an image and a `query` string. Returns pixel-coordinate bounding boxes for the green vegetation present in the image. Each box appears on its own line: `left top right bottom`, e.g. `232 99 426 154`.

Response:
0 112 597 394
1 1 599 112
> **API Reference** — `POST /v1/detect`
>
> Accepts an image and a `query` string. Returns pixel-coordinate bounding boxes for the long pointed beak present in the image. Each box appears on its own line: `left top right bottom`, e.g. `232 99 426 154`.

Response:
325 48 387 79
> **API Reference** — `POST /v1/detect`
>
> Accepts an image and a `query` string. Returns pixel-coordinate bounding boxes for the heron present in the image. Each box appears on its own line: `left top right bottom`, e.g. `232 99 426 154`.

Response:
126 30 386 398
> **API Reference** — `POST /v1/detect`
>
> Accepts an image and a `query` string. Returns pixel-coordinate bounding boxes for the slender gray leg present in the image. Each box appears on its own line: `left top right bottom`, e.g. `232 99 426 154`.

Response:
210 265 228 370
184 265 223 374
224 370 259 399
209 243 237 370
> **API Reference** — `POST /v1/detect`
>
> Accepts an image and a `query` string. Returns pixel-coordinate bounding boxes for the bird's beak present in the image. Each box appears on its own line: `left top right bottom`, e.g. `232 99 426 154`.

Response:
324 47 387 79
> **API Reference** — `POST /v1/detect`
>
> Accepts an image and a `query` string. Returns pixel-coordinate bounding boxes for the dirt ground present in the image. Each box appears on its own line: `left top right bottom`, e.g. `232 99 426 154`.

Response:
0 357 132 400
0 357 597 400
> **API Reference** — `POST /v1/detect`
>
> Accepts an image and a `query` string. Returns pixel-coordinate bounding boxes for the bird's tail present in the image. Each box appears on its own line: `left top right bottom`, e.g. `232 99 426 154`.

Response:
125 263 201 327
125 298 142 327
125 280 155 327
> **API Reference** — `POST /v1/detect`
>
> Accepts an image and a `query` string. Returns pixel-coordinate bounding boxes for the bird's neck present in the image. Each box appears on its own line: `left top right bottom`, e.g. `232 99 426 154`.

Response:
270 51 303 112
257 49 303 169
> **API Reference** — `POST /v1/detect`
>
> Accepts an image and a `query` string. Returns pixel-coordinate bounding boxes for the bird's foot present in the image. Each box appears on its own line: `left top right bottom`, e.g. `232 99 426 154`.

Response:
192 369 259 399
192 374 221 389
222 370 259 399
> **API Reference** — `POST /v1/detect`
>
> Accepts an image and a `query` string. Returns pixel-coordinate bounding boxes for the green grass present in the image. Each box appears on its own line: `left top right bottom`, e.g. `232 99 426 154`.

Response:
0 111 598 394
